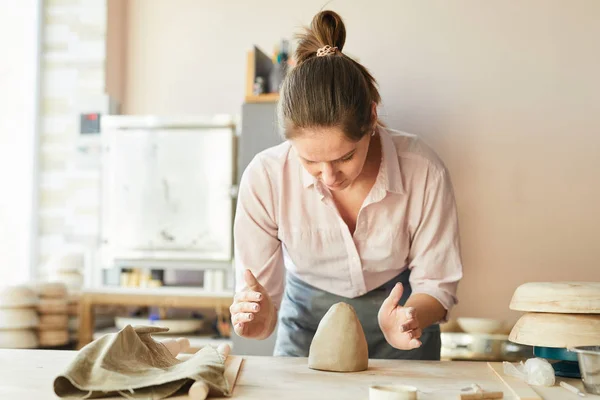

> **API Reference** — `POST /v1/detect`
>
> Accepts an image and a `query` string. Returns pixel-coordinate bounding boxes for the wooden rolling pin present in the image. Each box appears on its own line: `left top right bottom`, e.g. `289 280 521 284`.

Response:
188 343 231 400
161 337 191 356
162 338 230 400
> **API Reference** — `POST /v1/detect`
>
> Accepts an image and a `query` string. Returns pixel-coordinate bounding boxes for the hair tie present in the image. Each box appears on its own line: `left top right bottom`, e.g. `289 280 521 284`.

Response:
316 45 338 57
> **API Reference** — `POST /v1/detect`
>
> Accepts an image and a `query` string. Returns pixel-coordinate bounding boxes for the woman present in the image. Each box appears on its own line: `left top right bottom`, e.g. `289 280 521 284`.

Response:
230 10 463 360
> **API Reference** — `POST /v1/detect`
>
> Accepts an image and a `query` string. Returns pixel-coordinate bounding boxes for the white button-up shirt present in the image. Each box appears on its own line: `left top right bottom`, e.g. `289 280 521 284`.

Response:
234 127 463 314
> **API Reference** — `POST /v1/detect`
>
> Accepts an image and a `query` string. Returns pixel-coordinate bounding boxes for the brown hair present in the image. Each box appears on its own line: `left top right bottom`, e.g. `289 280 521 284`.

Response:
279 10 381 142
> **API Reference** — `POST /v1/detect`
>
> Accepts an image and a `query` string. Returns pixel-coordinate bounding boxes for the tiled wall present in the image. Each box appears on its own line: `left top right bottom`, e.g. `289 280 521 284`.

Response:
38 0 109 278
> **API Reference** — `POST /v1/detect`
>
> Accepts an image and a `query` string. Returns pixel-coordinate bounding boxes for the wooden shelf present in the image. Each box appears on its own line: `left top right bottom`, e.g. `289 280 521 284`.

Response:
245 47 280 104
78 287 233 349
84 286 232 298
245 93 280 103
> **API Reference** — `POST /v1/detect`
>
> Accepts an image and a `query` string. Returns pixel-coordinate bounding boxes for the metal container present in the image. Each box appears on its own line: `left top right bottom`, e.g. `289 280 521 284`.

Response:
441 333 532 361
570 346 600 394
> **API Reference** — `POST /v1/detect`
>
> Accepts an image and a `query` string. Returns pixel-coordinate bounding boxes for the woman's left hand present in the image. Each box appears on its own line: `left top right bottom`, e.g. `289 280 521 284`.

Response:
377 282 422 350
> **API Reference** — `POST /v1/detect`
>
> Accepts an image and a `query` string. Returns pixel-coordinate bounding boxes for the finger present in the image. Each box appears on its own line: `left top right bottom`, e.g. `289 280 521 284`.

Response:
232 313 250 325
244 269 263 291
232 312 255 324
380 283 404 315
234 322 245 337
400 318 419 333
217 343 231 359
408 338 422 349
230 301 260 314
234 291 262 303
404 307 416 319
407 328 422 340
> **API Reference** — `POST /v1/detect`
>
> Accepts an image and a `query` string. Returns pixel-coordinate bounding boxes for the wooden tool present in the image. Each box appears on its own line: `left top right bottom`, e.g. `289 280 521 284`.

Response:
459 384 503 399
369 385 417 400
559 381 586 397
510 282 600 313
161 337 191 356
488 363 542 400
509 312 600 348
188 343 232 400
188 379 209 399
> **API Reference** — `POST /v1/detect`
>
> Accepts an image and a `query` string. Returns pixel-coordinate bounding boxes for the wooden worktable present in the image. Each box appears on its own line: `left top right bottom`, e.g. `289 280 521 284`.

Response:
0 349 595 399
77 287 233 349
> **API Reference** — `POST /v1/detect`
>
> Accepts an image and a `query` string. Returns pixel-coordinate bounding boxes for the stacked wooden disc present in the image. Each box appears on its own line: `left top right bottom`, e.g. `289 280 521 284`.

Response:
0 285 39 349
46 251 85 343
47 252 85 294
509 282 600 348
67 293 80 343
36 282 70 347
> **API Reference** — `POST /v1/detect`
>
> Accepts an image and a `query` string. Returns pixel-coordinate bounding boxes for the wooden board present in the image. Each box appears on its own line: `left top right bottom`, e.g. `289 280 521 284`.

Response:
232 357 514 399
509 312 600 347
1 350 597 399
245 93 280 103
487 363 542 400
510 282 600 313
224 356 244 393
245 50 255 98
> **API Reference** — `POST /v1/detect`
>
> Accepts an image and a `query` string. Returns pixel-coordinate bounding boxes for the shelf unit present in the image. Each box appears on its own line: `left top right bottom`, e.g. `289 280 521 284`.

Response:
78 287 233 349
245 93 279 103
245 46 281 103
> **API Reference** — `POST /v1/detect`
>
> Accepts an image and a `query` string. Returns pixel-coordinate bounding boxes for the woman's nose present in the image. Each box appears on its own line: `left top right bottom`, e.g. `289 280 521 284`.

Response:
321 163 337 185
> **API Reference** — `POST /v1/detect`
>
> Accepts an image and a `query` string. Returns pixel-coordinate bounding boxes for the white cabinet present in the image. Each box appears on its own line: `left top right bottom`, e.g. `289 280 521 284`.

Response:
99 115 236 276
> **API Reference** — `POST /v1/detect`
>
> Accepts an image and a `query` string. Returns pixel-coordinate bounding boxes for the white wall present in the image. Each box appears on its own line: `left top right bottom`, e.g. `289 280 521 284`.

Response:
120 0 600 322
0 0 41 285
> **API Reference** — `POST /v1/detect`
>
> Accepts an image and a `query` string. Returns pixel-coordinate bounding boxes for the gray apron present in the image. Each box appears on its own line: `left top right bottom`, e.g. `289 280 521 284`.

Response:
273 268 441 360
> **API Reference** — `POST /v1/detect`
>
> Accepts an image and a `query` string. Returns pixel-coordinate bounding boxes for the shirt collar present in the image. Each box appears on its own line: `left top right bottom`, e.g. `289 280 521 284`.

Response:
378 127 405 194
298 127 405 194
302 160 315 188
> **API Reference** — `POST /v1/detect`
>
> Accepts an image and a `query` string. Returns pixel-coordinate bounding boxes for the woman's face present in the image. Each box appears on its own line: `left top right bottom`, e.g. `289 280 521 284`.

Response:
291 127 372 191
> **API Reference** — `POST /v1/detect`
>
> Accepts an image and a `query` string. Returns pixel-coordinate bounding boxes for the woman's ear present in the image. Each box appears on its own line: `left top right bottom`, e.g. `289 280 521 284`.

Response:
371 102 378 127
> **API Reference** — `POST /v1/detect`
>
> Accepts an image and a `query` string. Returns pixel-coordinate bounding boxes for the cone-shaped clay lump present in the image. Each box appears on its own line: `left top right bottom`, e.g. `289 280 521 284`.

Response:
308 302 368 372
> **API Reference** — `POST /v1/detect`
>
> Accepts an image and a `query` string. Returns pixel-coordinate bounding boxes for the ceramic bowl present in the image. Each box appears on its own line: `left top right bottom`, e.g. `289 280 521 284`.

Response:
457 318 505 334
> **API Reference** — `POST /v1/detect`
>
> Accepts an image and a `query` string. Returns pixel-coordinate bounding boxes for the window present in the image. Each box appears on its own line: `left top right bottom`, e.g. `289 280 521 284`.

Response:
0 0 42 285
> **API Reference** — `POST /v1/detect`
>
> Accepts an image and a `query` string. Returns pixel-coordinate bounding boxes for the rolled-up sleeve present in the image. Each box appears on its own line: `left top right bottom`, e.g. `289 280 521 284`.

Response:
408 166 463 318
234 156 285 309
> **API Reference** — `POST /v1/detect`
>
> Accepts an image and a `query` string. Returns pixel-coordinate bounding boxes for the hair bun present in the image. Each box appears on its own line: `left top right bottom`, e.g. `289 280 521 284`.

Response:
312 11 346 51
295 10 347 64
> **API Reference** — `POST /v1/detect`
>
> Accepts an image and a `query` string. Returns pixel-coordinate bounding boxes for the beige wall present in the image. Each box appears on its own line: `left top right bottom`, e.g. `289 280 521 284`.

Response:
106 0 127 107
117 0 600 322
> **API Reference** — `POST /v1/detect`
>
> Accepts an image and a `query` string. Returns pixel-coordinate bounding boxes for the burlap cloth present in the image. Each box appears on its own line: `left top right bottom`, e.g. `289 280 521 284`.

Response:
53 325 230 399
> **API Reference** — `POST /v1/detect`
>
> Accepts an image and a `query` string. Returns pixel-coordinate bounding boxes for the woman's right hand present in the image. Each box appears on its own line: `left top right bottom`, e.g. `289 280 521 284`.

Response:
230 269 277 340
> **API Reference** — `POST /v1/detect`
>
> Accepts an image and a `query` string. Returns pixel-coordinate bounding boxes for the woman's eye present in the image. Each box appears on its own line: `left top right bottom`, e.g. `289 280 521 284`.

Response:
339 155 354 163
